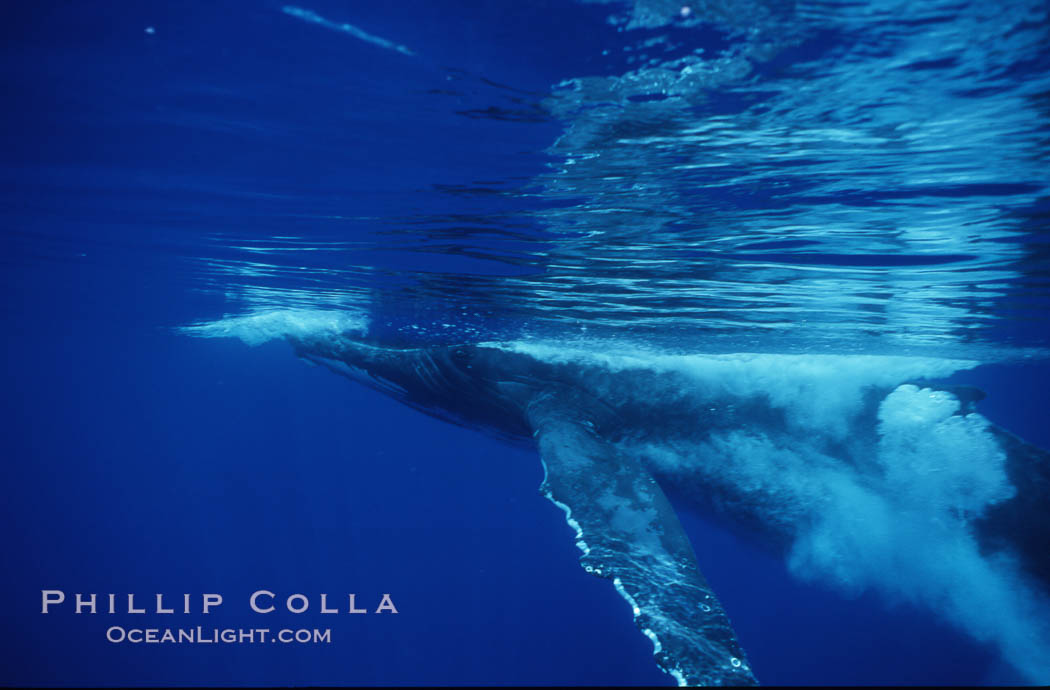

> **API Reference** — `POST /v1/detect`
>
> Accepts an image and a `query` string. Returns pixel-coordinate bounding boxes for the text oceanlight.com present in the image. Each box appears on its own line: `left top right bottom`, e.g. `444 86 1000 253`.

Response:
106 627 331 644
39 590 399 647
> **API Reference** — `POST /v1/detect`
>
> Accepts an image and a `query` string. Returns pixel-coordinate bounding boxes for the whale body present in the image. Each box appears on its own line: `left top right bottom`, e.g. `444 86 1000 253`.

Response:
186 312 1050 685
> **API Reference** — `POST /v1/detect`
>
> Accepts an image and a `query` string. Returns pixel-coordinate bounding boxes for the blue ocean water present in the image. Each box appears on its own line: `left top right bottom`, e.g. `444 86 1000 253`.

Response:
3 0 1050 686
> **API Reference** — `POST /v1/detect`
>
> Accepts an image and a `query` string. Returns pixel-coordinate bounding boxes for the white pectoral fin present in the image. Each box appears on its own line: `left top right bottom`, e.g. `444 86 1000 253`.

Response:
528 395 757 687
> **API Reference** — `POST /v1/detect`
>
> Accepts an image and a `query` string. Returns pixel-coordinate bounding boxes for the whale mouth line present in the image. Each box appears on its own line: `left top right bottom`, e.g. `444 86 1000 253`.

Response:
299 352 410 399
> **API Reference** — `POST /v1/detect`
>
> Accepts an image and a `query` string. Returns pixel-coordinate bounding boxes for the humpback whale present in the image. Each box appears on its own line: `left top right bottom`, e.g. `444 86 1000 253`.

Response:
186 311 1050 685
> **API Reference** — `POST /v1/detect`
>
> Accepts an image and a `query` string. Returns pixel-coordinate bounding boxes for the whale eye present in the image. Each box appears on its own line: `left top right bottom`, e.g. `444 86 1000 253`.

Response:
449 346 472 365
